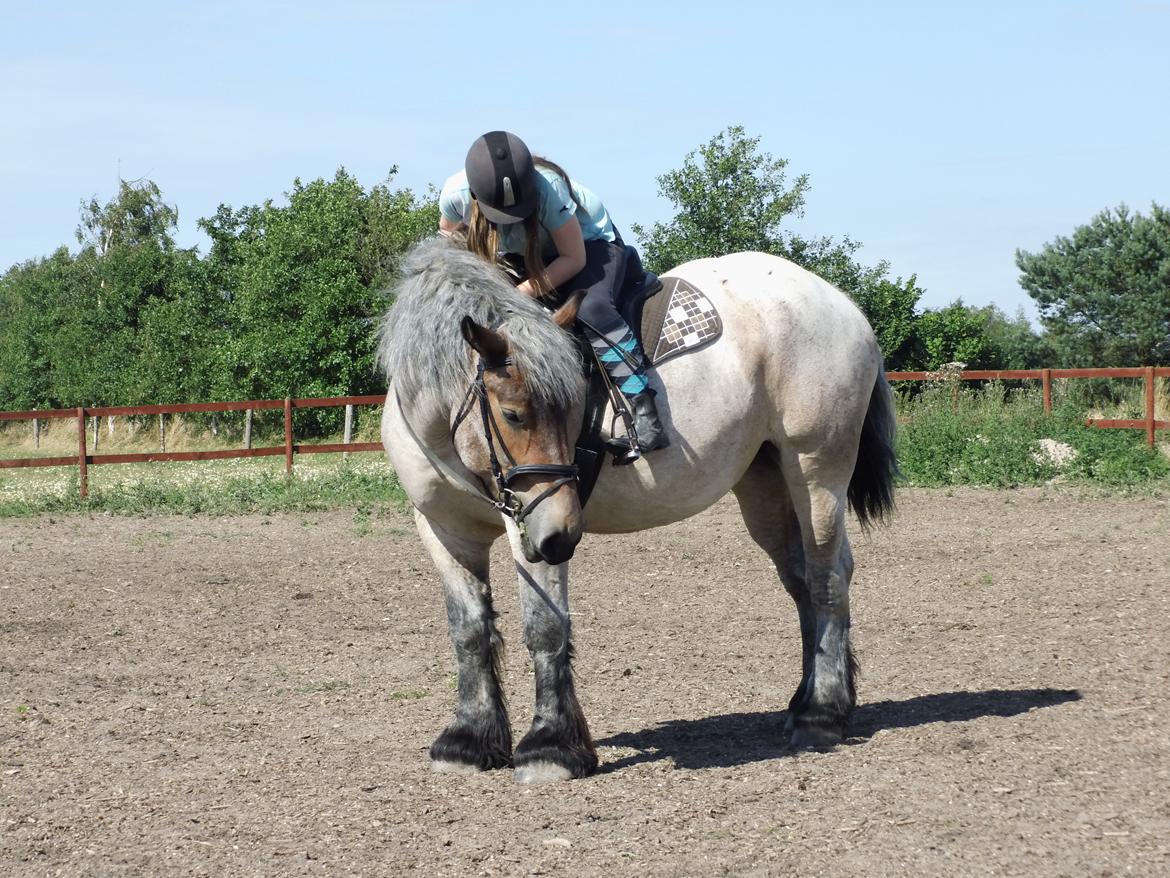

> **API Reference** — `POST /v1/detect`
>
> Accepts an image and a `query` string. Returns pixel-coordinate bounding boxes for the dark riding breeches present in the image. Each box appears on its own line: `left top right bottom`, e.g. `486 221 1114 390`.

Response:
560 239 649 396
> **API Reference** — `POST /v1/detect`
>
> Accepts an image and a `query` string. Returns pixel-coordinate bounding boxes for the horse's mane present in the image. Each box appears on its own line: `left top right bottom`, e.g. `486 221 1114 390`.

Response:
376 236 583 414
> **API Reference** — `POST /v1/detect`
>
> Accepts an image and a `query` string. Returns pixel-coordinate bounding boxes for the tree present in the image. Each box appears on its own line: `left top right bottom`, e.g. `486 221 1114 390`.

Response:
130 251 226 405
631 126 810 271
978 305 1050 369
632 126 925 369
1016 203 1170 366
201 168 435 426
0 249 73 410
910 301 997 370
49 179 192 406
902 302 1051 371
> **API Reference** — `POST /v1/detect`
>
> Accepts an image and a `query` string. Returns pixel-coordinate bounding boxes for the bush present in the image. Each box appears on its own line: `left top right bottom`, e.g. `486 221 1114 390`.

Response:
895 380 1170 487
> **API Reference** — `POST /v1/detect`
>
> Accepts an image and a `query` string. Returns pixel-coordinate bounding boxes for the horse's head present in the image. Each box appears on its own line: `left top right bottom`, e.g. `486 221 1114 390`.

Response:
456 294 586 565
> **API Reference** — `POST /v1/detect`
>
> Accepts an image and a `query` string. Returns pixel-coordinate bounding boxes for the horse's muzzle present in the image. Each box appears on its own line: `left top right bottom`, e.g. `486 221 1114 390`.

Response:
534 530 579 566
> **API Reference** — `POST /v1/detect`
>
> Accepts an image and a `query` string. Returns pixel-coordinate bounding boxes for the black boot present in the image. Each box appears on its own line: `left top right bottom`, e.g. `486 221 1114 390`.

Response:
605 390 670 462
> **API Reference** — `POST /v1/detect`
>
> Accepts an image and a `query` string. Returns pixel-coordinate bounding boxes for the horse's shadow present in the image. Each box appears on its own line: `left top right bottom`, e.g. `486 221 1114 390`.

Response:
596 687 1081 773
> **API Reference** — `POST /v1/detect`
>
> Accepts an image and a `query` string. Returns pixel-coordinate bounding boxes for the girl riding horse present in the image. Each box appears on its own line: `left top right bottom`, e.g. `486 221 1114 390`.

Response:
438 130 668 459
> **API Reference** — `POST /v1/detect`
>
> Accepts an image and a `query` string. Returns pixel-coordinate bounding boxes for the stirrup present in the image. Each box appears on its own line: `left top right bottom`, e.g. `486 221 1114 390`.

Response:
603 436 642 466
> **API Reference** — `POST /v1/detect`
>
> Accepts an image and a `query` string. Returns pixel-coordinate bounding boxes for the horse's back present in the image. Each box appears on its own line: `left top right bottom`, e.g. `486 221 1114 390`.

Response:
661 251 881 421
667 251 877 362
583 251 881 532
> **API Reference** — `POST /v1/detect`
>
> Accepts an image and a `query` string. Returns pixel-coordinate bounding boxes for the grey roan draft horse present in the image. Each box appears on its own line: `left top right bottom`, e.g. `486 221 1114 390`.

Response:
378 237 897 783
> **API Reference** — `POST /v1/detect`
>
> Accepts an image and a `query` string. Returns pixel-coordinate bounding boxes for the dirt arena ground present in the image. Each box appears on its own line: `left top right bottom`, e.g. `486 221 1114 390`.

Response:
2 487 1168 876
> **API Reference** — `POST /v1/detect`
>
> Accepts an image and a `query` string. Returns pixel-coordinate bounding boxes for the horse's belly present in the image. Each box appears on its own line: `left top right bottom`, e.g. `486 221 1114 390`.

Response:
582 478 737 533
583 405 767 533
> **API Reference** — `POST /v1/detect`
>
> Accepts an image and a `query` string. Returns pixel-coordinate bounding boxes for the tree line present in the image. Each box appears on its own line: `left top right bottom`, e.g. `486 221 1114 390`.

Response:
2 127 1166 421
0 171 435 420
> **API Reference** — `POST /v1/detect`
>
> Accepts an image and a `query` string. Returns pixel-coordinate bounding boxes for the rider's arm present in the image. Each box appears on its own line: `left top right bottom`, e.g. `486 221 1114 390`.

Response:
517 216 586 296
437 175 469 235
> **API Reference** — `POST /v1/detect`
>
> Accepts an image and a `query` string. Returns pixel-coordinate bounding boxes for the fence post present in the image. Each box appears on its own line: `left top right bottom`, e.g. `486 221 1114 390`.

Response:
244 408 253 449
343 403 354 459
1146 365 1156 448
1042 368 1052 414
77 407 88 499
284 397 294 474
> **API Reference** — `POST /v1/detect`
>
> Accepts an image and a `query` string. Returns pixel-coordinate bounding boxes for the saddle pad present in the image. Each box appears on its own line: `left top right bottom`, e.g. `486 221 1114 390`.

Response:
641 276 723 366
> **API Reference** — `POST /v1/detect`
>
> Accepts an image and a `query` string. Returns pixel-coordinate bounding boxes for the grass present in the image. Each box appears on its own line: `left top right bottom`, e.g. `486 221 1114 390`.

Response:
0 410 407 517
895 379 1170 488
0 453 407 517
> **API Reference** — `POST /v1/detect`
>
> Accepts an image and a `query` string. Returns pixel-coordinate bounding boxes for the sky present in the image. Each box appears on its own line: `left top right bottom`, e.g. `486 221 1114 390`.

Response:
2 1 1168 322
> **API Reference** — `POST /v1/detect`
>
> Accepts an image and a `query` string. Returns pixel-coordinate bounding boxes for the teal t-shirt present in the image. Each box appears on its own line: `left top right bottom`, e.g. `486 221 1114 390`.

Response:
439 166 616 259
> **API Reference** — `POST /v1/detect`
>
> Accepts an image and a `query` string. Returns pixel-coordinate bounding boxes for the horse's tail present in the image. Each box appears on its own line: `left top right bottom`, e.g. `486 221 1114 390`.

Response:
848 368 899 529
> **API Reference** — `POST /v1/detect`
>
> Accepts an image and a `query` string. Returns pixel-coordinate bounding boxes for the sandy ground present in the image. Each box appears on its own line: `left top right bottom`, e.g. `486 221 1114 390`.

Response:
2 487 1169 877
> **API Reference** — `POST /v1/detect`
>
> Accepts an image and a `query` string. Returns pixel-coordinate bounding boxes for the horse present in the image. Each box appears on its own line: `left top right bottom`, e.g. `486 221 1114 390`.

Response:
377 236 897 784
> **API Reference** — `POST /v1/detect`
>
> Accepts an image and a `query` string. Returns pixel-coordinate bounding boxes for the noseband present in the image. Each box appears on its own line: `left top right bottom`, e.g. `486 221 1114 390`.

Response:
450 358 579 524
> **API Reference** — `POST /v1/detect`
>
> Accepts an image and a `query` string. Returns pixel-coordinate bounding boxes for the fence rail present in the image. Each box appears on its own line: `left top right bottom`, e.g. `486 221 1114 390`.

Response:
887 365 1170 448
1 366 1168 500
0 395 386 498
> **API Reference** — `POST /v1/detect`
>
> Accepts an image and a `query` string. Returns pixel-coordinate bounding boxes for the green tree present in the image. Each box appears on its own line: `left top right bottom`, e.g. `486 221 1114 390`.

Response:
131 251 226 404
201 168 435 423
632 126 925 368
978 305 1050 369
1016 203 1170 366
910 301 997 370
905 302 1051 371
49 180 194 407
0 249 74 410
631 126 809 270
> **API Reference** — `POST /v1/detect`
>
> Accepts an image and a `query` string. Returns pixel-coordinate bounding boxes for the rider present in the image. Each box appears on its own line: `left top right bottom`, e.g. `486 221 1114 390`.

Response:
438 130 669 458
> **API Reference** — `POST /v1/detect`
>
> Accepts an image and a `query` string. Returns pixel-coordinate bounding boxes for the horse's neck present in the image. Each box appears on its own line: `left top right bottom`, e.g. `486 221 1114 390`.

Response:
395 387 458 447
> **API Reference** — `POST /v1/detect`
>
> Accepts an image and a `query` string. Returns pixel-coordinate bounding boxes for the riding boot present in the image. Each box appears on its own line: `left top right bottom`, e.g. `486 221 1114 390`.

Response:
604 390 670 462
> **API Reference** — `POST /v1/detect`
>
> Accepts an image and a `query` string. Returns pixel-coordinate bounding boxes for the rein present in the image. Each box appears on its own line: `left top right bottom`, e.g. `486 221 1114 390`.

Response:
402 358 578 524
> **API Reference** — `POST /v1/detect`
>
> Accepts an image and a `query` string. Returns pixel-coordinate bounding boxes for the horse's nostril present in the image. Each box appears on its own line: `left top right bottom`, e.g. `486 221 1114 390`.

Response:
538 532 579 565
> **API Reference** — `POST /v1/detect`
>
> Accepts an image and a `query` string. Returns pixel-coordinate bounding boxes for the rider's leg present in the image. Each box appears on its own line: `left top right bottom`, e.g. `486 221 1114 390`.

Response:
564 240 669 455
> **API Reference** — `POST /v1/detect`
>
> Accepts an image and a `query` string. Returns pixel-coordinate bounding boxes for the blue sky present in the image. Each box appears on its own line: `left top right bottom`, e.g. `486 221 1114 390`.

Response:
2 1 1167 320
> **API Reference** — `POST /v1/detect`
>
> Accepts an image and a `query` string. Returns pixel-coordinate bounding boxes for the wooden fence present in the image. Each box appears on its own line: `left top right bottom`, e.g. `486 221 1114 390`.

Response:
887 366 1170 448
0 395 385 498
1 366 1167 499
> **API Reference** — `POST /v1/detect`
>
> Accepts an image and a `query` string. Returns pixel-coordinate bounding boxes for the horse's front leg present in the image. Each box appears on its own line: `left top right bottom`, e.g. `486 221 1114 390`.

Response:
414 510 512 773
506 521 597 784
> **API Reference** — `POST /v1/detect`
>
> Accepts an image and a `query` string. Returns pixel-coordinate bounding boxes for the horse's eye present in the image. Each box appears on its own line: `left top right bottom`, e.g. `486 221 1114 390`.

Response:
502 409 522 425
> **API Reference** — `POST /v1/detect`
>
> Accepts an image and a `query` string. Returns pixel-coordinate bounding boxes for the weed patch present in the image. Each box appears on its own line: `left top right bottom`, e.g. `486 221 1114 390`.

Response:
896 382 1170 488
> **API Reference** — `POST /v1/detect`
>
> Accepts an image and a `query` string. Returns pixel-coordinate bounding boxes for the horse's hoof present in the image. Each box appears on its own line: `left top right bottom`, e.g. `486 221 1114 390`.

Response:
790 721 844 750
514 760 574 785
429 723 512 772
513 723 598 781
431 759 485 775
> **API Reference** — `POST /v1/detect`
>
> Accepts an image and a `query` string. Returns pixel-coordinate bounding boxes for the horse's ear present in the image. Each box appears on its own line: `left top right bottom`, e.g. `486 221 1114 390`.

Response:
551 290 585 329
460 316 509 366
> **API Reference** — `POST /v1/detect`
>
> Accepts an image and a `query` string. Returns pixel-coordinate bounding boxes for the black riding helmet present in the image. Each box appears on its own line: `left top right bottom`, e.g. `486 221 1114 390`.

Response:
465 131 537 225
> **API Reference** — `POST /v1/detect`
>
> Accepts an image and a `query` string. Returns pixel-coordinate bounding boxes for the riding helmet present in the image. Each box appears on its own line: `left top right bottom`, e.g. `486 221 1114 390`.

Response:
464 131 537 224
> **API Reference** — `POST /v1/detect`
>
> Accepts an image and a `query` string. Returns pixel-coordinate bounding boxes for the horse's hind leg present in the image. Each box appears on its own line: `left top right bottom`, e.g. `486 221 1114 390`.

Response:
414 511 512 772
507 521 597 784
733 445 857 748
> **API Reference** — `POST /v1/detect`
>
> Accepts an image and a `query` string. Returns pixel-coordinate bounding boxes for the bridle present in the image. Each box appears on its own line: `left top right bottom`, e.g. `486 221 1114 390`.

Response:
447 357 579 523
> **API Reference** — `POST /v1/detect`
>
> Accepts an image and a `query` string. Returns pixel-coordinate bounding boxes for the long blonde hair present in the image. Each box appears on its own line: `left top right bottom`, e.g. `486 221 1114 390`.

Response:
465 158 579 299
